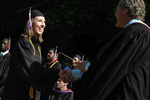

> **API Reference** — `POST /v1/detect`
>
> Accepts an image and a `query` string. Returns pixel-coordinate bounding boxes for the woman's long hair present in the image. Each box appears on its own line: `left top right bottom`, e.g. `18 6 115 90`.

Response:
22 18 44 42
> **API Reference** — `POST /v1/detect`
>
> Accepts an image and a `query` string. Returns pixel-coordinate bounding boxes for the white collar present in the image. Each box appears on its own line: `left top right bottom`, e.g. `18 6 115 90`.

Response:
125 19 150 29
125 19 142 28
0 50 9 56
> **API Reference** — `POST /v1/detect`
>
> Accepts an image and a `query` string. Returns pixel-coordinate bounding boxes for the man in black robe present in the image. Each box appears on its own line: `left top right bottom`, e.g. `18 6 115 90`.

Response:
43 47 62 70
75 0 150 100
0 38 11 99
41 47 62 100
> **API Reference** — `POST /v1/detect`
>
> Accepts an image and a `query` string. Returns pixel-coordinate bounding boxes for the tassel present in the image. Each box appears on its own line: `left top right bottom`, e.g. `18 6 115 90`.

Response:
54 46 58 60
29 7 32 30
8 37 11 51
82 54 84 61
29 86 34 98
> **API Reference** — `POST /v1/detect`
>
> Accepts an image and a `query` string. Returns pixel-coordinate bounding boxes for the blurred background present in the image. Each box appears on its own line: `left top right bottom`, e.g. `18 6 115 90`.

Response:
0 0 150 59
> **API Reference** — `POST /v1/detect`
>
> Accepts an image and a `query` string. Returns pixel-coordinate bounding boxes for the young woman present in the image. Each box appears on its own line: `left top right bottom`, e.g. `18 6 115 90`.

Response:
2 10 72 100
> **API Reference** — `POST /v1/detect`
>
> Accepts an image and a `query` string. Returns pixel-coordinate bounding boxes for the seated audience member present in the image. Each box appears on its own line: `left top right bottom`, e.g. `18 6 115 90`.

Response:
43 78 74 100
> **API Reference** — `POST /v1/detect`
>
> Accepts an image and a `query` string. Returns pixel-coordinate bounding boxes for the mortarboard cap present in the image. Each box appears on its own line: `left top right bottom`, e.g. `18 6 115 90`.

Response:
74 54 81 60
31 10 44 18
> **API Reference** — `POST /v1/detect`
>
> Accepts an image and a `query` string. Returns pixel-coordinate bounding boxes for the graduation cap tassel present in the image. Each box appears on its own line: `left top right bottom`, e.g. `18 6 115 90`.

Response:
60 52 74 61
82 54 84 61
54 46 58 60
8 37 11 51
29 7 32 30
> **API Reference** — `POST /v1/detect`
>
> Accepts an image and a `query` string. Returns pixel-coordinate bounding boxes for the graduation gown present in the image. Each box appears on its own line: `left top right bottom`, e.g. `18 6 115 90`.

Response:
48 87 74 100
0 52 11 96
2 36 60 100
41 60 62 100
44 60 62 70
79 23 150 100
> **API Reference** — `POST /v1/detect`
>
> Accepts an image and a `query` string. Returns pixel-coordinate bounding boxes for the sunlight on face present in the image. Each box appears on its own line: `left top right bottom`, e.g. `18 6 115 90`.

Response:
32 16 46 36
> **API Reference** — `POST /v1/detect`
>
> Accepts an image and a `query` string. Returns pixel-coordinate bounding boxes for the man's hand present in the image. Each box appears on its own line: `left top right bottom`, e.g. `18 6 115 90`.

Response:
58 69 73 83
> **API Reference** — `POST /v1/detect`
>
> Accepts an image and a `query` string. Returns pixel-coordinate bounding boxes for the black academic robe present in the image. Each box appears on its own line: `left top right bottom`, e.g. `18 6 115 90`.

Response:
44 61 62 70
48 88 74 100
41 60 62 100
2 36 60 100
0 52 11 96
79 23 150 100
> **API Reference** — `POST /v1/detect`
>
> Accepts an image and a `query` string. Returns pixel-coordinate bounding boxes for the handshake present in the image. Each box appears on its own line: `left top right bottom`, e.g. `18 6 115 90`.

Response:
58 61 90 83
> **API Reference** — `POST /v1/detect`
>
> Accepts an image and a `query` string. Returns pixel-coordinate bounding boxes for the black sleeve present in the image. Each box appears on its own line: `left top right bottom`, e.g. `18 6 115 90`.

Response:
80 23 150 100
66 92 74 100
11 37 60 92
57 62 62 70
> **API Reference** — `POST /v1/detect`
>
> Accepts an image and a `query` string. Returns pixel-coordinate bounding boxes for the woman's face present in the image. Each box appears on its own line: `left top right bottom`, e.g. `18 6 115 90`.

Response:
32 16 46 36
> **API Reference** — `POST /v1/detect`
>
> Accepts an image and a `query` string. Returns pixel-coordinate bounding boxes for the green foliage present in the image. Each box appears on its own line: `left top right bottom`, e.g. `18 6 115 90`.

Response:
1 0 150 54
43 0 106 37
145 0 150 26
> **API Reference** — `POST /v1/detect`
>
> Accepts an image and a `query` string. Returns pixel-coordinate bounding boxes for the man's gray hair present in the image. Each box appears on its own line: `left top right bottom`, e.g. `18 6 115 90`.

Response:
119 0 146 21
